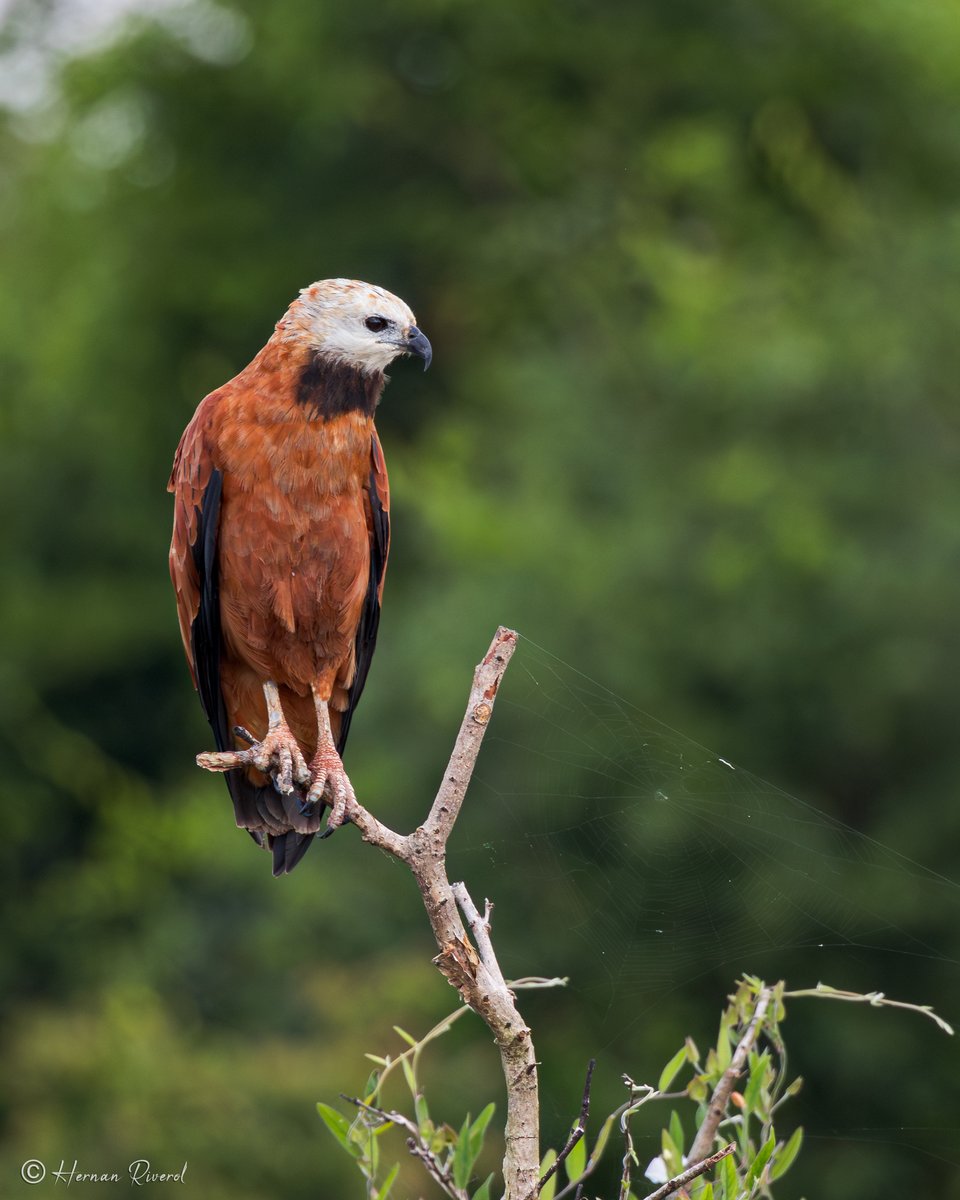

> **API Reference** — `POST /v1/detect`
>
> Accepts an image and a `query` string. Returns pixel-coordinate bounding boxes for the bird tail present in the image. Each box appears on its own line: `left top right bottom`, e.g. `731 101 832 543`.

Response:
224 769 325 876
267 830 315 875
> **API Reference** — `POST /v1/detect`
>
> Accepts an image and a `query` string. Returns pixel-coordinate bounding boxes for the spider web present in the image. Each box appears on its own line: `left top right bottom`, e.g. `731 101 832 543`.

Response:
398 633 960 1195
455 635 959 1008
444 633 960 1187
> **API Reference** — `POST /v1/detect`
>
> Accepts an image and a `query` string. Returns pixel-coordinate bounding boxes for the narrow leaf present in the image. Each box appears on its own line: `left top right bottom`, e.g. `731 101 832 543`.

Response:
539 1149 558 1200
565 1126 587 1182
716 1013 732 1073
742 1052 770 1115
375 1162 399 1200
660 1126 683 1178
317 1103 362 1159
453 1114 474 1190
393 1025 418 1048
719 1147 737 1199
658 1045 689 1092
586 1111 615 1169
746 1131 775 1186
368 1126 380 1175
770 1126 804 1181
668 1109 686 1156
472 1173 495 1200
469 1102 496 1161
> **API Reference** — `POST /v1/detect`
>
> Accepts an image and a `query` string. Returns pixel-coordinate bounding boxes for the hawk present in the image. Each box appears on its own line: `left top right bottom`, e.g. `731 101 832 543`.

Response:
168 278 431 874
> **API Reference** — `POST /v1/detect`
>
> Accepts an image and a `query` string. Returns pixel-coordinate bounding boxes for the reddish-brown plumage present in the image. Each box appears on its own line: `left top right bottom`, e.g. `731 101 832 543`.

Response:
168 279 427 873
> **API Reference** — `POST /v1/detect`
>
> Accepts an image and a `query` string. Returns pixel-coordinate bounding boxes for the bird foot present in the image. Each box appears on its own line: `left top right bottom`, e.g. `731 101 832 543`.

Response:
304 746 357 831
197 723 312 795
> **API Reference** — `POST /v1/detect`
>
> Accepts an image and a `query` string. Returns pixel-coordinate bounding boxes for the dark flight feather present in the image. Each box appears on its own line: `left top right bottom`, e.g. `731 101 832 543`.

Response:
190 468 227 748
337 443 391 754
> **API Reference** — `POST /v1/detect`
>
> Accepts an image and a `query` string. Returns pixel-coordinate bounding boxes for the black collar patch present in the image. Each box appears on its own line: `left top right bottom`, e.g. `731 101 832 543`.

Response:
296 356 384 421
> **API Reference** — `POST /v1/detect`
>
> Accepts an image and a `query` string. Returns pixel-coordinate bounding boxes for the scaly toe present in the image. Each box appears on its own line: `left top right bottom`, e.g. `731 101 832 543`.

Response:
324 772 357 831
250 746 273 775
325 793 346 831
197 723 312 801
306 768 328 808
276 744 294 794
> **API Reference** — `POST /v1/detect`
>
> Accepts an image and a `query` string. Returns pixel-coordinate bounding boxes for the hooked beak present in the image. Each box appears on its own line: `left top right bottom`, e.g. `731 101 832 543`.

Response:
404 325 432 371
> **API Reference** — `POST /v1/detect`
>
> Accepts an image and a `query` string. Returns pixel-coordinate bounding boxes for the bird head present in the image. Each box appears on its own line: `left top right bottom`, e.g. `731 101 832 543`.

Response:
277 278 432 375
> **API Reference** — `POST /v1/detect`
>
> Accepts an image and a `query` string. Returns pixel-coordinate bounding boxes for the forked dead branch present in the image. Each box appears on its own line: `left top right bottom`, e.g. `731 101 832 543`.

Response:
345 626 540 1200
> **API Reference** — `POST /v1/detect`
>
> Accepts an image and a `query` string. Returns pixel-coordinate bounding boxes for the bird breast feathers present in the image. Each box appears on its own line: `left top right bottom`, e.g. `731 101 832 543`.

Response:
220 406 374 497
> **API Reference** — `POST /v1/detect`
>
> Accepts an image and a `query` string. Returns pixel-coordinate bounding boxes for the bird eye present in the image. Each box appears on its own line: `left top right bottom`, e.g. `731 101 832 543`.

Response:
364 316 390 332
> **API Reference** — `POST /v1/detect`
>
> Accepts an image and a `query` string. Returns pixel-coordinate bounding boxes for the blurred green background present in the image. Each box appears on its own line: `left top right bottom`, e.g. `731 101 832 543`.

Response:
2 0 959 1195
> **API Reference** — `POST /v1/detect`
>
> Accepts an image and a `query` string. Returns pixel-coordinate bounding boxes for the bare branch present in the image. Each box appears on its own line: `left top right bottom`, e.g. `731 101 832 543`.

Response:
783 983 954 1035
452 885 507 985
346 802 410 862
406 1135 465 1200
639 1143 735 1200
537 1059 595 1195
424 625 518 842
344 1093 415 1136
507 976 570 990
618 1116 638 1200
346 628 540 1200
686 986 773 1165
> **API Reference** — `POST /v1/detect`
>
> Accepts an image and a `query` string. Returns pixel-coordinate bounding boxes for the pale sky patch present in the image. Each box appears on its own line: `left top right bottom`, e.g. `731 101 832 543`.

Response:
0 0 251 111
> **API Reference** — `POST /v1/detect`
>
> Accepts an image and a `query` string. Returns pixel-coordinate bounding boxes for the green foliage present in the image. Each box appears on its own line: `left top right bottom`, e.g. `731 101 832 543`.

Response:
320 1022 497 1200
1 0 959 1196
600 975 946 1199
604 978 806 1199
538 1148 558 1200
317 1093 399 1200
657 1045 689 1093
350 977 821 1199
564 1123 587 1184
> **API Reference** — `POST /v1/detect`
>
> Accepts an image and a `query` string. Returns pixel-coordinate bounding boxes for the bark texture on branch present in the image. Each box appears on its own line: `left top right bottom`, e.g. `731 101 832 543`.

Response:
347 627 539 1200
640 1144 735 1200
686 986 773 1166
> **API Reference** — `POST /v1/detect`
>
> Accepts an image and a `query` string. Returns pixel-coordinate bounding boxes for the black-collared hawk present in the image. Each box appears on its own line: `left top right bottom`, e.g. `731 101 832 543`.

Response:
168 278 431 874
